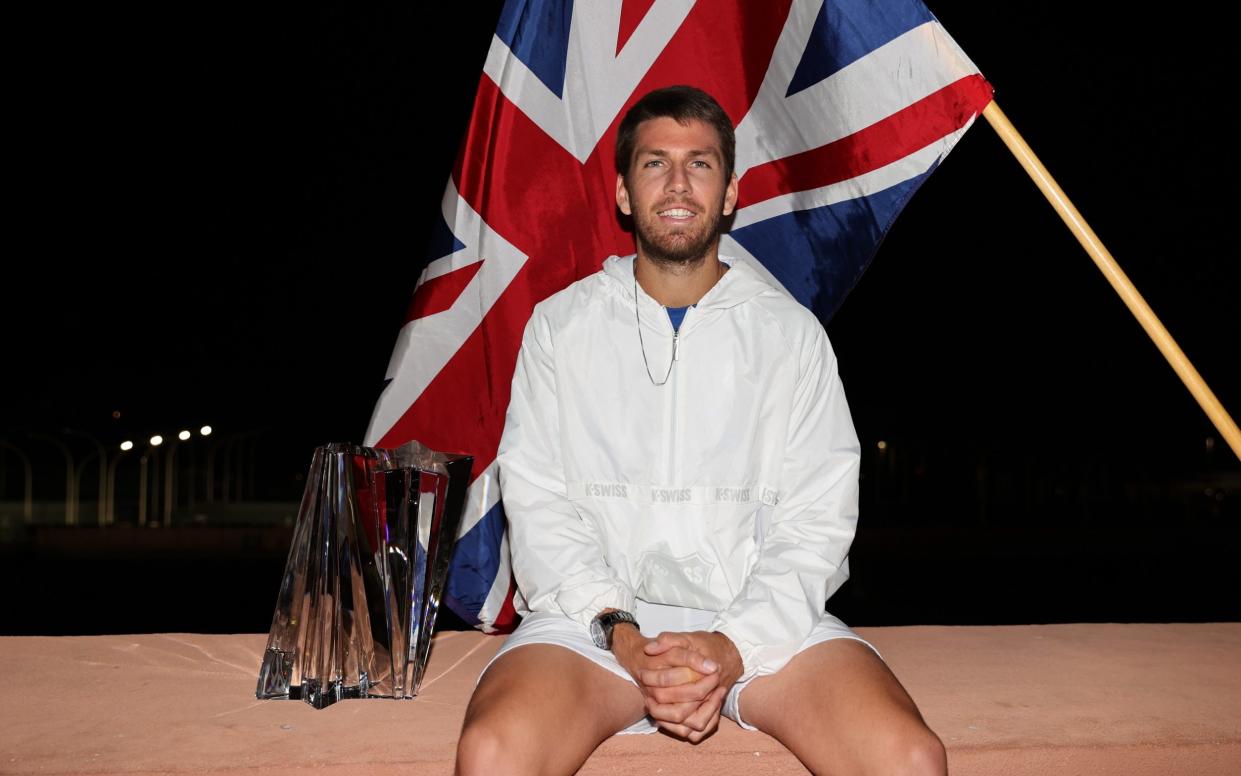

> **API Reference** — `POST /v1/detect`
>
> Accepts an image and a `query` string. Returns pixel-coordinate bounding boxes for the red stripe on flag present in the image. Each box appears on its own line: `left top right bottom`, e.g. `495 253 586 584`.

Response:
405 261 484 322
736 74 993 210
617 0 792 130
616 0 656 56
490 576 520 633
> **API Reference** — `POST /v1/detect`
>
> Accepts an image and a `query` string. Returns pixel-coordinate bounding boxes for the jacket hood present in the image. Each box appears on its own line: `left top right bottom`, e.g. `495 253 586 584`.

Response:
600 253 773 311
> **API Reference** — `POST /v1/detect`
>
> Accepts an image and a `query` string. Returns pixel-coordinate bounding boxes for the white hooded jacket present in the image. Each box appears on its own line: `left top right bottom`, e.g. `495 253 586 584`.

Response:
496 254 861 680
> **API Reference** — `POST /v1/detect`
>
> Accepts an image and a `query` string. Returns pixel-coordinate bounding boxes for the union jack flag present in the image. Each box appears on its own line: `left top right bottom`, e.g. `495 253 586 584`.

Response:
365 0 993 632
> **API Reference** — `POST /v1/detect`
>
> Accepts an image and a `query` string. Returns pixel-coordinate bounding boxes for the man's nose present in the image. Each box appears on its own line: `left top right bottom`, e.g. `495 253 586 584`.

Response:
664 164 690 194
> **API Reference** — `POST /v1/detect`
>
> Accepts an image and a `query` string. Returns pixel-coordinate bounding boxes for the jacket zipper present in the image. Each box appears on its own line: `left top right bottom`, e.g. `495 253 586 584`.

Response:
669 307 690 485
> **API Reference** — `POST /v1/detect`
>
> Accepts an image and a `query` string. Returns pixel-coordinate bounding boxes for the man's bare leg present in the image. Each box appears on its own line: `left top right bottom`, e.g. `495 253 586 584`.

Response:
456 645 647 776
739 639 947 776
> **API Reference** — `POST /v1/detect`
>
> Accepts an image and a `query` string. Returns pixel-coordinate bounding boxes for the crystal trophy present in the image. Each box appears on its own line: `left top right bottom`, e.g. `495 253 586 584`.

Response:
256 441 473 708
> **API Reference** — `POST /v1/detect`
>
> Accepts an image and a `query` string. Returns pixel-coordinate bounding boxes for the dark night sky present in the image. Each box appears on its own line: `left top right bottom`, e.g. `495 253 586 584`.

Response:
6 2 1239 490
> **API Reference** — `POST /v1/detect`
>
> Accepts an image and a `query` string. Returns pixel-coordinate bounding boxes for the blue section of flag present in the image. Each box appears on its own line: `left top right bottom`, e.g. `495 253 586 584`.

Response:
425 212 467 263
495 0 574 98
443 500 507 626
787 0 936 97
731 164 936 320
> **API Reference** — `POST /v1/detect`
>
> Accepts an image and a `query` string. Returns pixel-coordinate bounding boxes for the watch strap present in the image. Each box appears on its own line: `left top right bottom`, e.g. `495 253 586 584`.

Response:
593 610 639 649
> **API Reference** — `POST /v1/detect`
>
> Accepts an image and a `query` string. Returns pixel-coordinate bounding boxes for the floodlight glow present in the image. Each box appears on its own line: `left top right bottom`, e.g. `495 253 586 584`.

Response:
120 441 134 451
178 430 191 441
150 435 164 446
200 425 213 436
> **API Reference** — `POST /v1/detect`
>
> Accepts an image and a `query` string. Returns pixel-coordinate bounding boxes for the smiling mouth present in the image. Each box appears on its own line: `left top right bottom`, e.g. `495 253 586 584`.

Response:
656 208 695 219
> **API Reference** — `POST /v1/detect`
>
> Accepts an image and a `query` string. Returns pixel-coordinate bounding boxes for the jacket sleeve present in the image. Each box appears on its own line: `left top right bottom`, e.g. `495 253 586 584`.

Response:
709 326 860 680
497 309 636 628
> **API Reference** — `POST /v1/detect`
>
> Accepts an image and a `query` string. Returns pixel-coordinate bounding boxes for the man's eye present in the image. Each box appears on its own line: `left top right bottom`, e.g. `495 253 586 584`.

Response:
644 159 663 167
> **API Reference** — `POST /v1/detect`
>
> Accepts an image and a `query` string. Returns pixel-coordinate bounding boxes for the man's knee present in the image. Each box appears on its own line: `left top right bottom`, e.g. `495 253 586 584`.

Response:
885 725 947 776
456 711 529 776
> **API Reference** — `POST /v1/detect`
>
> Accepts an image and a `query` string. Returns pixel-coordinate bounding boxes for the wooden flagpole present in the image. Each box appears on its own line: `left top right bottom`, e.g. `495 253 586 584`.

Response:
981 101 1241 462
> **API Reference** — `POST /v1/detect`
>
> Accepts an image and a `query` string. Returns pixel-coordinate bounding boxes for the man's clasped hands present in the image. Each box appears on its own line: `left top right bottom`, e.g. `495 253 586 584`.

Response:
610 628 745 742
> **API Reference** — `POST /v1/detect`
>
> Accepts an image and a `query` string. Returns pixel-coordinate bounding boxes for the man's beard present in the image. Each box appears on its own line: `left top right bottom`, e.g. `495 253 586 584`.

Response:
632 198 724 268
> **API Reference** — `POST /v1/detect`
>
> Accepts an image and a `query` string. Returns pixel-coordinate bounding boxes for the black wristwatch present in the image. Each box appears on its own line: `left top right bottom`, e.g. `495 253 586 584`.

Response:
590 610 639 650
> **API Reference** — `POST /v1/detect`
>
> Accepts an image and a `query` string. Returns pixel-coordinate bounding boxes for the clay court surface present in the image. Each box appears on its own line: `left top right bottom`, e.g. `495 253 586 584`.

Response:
4 623 1239 775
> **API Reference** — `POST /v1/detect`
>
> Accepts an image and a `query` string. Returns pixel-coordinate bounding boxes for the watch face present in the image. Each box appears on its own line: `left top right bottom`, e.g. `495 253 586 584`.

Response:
589 617 607 648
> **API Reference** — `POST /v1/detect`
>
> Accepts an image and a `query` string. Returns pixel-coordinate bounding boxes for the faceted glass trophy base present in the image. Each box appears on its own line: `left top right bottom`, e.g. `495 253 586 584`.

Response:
256 441 473 709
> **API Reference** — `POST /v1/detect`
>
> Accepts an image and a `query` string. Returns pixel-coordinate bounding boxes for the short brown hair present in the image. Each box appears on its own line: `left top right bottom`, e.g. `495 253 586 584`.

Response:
614 85 735 181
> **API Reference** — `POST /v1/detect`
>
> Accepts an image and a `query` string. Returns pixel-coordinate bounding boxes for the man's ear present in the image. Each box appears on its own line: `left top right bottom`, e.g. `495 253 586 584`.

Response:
616 174 632 216
722 173 738 217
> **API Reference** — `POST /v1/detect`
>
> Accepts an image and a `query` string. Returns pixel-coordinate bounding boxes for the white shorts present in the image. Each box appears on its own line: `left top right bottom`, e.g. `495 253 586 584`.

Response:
479 599 879 734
